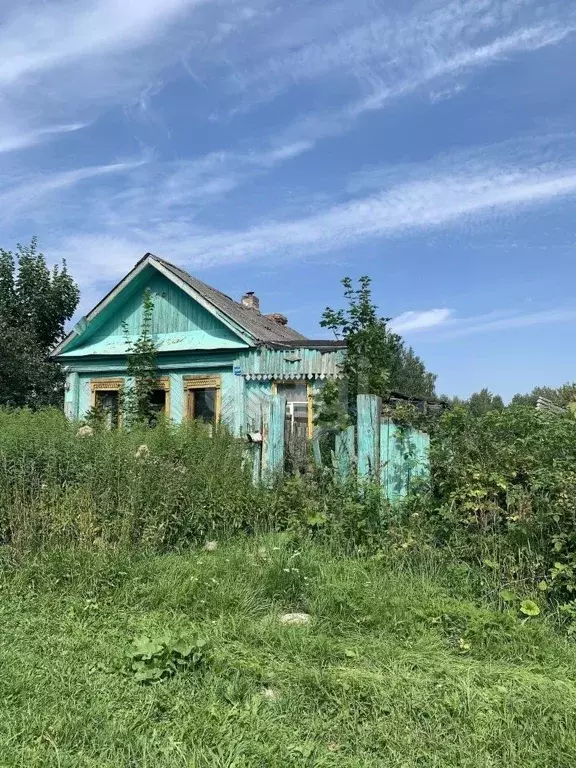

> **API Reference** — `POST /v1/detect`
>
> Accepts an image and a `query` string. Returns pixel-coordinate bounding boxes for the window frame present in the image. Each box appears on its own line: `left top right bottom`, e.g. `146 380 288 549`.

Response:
149 376 171 419
271 379 314 438
90 376 171 424
90 377 124 427
183 375 222 425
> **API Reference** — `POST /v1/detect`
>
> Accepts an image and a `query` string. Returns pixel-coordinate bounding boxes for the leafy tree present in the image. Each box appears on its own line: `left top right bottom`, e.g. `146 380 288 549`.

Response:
321 276 436 404
122 289 160 426
466 388 505 417
511 383 576 409
0 239 79 408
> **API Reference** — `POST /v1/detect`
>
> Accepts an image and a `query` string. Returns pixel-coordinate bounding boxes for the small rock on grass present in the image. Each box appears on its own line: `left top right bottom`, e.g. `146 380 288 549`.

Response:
279 612 310 626
261 687 280 702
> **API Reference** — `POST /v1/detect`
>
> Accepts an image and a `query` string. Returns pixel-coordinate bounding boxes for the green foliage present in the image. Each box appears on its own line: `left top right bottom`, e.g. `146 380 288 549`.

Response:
122 289 160 427
418 404 576 611
321 276 436 402
511 382 576 408
2 537 576 767
313 379 350 431
0 238 79 408
0 408 271 551
128 633 211 683
460 388 505 416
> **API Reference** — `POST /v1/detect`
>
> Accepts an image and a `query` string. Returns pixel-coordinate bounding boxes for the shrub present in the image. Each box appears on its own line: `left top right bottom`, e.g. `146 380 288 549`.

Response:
0 408 271 551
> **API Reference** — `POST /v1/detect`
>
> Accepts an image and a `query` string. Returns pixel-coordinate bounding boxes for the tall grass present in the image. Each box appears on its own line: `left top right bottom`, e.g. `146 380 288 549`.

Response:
1 535 576 767
0 408 271 551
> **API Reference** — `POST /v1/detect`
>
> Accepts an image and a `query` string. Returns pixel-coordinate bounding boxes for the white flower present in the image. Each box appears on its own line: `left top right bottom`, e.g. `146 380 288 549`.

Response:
135 444 150 459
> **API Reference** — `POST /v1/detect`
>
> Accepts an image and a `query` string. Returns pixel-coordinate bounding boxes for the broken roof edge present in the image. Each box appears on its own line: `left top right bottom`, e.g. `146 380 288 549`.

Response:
264 339 347 350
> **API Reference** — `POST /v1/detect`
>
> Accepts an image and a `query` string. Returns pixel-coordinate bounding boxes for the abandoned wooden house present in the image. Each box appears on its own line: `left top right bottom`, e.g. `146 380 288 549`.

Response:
53 253 346 435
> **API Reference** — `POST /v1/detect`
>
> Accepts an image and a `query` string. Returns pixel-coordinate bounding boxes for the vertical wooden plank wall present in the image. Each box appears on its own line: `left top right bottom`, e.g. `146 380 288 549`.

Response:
64 372 79 420
233 373 246 436
264 394 286 480
357 394 382 480
379 418 391 494
169 373 185 423
387 422 408 502
335 425 355 482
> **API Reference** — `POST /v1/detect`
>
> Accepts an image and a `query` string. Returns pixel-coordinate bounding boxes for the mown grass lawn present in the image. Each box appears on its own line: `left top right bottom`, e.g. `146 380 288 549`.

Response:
1 535 576 767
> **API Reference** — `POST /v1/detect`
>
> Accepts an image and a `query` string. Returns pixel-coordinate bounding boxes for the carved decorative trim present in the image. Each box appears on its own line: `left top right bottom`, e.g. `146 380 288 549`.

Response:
154 376 170 391
183 375 222 423
183 375 221 390
90 378 124 392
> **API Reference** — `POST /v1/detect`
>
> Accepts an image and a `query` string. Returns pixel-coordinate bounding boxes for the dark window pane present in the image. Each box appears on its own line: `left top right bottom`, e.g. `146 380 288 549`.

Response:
149 389 166 413
148 389 167 426
193 388 217 424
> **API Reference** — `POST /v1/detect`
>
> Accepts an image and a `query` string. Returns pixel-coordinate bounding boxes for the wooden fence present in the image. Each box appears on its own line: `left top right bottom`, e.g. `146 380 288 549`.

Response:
250 393 430 501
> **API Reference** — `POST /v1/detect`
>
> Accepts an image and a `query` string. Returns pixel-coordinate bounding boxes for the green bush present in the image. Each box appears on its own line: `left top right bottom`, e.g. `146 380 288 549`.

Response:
0 408 271 551
411 405 576 610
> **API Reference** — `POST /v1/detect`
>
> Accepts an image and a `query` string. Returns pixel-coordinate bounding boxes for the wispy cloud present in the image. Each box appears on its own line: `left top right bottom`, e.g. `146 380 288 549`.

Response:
0 0 205 86
0 123 87 155
42 134 576 290
388 305 576 340
220 0 575 142
0 158 147 216
391 309 454 333
439 308 576 339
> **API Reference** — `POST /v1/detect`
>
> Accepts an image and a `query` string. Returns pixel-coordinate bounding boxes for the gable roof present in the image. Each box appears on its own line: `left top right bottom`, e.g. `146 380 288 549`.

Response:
53 253 307 358
151 255 306 345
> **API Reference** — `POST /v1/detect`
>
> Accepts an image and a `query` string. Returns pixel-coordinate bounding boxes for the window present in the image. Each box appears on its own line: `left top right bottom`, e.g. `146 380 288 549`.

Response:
90 376 170 427
184 376 221 426
148 377 170 425
273 380 313 437
90 378 123 429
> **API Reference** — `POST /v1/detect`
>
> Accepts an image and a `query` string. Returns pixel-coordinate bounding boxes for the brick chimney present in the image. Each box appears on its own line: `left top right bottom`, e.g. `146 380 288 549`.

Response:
241 291 260 311
265 313 288 326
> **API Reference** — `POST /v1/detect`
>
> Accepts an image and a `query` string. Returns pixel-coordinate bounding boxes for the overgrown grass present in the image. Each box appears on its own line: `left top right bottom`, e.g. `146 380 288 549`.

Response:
1 535 576 767
0 408 272 551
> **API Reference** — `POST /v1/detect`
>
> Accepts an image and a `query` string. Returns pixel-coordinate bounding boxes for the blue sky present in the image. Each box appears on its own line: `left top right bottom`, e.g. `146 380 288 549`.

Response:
1 0 576 399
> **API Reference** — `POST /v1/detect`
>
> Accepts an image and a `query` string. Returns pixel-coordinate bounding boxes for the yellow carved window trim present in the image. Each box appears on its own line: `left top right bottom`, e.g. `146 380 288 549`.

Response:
90 376 171 419
151 376 171 419
90 378 123 407
183 375 222 423
271 380 314 438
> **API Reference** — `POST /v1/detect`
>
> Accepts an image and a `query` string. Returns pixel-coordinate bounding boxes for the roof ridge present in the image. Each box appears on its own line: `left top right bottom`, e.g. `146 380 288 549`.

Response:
148 254 238 305
146 252 307 344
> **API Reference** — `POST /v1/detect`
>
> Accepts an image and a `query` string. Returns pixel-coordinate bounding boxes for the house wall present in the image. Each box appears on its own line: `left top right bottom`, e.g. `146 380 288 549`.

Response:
64 348 342 435
68 351 243 429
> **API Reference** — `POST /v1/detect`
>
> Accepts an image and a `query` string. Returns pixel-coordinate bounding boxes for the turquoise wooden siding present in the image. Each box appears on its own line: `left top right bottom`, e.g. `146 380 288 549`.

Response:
75 366 238 429
239 347 344 380
245 379 273 431
60 269 247 357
